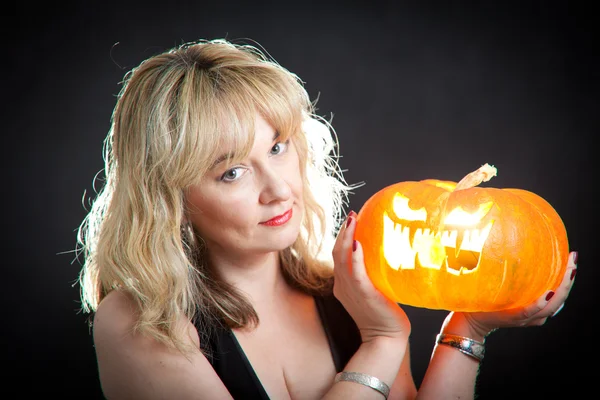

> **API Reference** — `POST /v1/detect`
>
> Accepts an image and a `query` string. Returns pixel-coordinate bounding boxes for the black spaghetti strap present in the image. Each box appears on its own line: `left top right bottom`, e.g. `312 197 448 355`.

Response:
202 324 269 399
314 294 362 372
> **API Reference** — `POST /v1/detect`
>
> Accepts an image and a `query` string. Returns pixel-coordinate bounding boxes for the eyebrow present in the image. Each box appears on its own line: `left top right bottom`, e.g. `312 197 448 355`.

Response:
210 131 281 170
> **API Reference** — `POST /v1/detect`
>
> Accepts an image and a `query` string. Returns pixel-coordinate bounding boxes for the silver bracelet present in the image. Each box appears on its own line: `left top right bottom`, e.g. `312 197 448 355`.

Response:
436 333 485 362
334 371 390 399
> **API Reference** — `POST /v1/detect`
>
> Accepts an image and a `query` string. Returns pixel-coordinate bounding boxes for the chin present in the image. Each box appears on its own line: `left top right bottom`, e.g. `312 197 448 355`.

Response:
269 219 302 251
279 224 303 249
257 235 297 255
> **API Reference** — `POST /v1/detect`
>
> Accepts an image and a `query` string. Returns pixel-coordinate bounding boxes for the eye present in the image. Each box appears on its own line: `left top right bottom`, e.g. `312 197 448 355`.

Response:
220 167 246 182
270 140 289 156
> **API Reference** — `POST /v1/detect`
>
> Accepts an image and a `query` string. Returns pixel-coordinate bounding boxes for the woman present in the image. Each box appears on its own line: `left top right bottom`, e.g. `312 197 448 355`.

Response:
77 39 578 399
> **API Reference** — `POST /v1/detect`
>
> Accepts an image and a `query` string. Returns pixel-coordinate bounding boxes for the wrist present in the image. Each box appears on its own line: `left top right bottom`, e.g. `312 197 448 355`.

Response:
361 334 408 354
335 334 406 396
436 333 485 362
441 312 491 342
360 325 410 345
358 334 408 371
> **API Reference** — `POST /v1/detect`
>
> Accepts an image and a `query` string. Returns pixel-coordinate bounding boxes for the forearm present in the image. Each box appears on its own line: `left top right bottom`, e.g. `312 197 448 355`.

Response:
323 336 407 400
417 312 485 400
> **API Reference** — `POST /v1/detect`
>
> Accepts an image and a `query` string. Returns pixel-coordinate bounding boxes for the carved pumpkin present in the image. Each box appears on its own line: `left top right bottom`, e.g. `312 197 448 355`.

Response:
354 164 569 312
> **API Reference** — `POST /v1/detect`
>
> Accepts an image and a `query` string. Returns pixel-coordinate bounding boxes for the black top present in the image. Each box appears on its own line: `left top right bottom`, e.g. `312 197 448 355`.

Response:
195 294 362 399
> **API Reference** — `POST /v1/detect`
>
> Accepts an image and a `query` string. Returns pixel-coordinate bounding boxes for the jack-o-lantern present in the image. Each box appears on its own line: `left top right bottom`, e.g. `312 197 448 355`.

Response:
354 163 569 312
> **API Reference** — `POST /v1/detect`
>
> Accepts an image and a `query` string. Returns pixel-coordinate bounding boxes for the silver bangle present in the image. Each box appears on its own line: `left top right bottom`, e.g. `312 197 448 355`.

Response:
436 333 485 362
334 371 390 399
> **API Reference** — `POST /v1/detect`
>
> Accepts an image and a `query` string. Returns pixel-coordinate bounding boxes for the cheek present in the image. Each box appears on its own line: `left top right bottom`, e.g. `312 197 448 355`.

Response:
291 171 303 200
186 189 255 236
288 153 304 198
208 196 254 225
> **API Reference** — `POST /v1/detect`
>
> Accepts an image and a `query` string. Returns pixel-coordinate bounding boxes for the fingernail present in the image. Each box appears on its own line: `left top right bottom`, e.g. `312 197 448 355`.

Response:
570 269 577 281
546 291 555 301
572 251 578 264
346 216 353 228
353 240 357 252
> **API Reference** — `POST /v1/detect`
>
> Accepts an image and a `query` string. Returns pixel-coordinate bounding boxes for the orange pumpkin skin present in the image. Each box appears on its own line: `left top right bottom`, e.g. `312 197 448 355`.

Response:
354 166 569 312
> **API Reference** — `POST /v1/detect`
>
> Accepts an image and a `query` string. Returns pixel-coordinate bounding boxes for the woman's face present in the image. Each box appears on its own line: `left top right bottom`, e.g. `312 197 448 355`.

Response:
185 114 304 261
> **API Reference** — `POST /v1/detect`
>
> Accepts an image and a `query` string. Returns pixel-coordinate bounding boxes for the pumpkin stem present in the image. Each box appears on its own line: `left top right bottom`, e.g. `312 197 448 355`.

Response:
454 163 497 191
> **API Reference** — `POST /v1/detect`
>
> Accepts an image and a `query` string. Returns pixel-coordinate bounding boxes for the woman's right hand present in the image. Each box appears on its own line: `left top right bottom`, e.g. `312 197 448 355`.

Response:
455 250 579 340
332 210 411 344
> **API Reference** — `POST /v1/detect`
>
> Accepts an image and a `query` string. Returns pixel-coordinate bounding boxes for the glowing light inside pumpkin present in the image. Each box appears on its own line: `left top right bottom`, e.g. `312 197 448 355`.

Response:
383 194 495 275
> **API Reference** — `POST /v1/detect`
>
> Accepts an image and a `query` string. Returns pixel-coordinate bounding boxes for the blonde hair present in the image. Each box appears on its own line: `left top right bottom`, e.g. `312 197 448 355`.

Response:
76 39 354 352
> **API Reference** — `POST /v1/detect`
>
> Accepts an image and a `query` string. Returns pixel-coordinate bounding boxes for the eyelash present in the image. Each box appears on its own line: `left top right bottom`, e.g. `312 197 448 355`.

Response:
219 139 290 182
270 139 290 156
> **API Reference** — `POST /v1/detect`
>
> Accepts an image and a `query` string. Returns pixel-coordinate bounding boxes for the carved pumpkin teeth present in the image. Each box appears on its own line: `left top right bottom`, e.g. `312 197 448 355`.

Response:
441 230 458 247
382 212 494 273
383 214 414 270
443 259 460 276
445 247 481 273
443 261 473 276
455 231 465 257
408 228 418 249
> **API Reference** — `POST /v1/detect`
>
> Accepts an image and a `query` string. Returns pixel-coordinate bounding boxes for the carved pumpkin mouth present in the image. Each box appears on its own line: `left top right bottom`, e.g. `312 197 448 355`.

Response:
382 193 495 275
383 213 494 274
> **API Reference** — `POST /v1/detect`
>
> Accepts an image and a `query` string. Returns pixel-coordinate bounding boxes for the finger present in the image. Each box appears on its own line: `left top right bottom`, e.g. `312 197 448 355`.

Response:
555 261 577 298
555 251 578 289
565 252 578 288
333 212 353 262
333 211 357 278
527 316 549 327
562 251 578 288
568 251 578 268
350 238 367 282
545 251 578 312
520 289 557 320
551 302 565 318
350 239 390 301
343 211 358 274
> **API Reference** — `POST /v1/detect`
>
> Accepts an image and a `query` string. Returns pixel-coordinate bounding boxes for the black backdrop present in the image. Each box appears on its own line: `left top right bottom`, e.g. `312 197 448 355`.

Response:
6 1 596 398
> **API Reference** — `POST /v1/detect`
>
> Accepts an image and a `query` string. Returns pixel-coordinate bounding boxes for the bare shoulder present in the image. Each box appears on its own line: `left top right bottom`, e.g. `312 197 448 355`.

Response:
94 290 201 346
92 290 231 400
93 289 141 338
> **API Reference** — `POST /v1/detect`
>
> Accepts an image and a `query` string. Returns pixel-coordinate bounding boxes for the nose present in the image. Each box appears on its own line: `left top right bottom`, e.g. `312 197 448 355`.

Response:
258 167 292 205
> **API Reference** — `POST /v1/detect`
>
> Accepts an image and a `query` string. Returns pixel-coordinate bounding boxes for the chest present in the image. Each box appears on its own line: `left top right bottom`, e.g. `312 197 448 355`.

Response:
232 298 337 400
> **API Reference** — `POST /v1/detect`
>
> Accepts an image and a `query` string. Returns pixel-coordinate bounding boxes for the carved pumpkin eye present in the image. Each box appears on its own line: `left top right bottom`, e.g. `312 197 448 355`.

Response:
354 164 569 312
392 194 427 221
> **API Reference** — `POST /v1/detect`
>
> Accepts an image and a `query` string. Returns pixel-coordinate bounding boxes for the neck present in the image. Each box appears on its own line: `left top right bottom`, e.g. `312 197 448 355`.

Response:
209 250 292 307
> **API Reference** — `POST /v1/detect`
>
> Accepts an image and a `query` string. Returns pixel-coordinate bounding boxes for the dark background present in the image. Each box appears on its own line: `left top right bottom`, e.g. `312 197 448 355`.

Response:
6 1 596 398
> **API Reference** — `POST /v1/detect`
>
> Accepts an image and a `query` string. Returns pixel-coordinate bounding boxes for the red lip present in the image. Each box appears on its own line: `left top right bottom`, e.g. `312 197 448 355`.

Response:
261 209 293 226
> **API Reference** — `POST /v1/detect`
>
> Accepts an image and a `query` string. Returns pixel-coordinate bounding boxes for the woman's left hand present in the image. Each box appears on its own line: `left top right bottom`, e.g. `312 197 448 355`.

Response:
456 251 578 340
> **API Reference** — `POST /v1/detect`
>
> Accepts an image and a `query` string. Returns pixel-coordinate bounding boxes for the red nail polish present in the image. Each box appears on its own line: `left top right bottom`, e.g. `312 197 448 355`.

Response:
352 240 357 252
546 291 555 301
346 217 353 228
570 269 577 281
